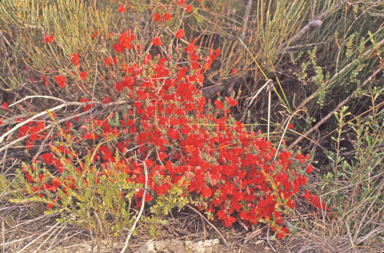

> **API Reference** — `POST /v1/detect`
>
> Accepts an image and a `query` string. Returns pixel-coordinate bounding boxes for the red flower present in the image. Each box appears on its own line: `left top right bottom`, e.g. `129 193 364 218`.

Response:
26 141 34 150
277 227 290 239
214 100 223 110
55 75 66 88
46 202 54 210
26 174 33 183
42 153 54 164
30 133 37 141
175 29 184 39
115 81 123 92
152 37 162 46
185 43 196 54
79 71 87 80
222 216 236 227
44 35 54 43
177 0 185 5
163 13 172 21
185 4 192 12
41 75 46 80
102 97 111 105
71 53 80 66
2 102 8 111
167 128 180 139
46 195 58 211
154 13 161 22
105 56 113 66
118 5 126 13
134 101 143 108
201 186 212 198
145 193 153 202
287 122 294 129
91 30 99 38
113 43 125 53
231 68 237 75
52 178 61 189
225 97 237 107
306 164 313 174
295 175 307 187
80 98 94 112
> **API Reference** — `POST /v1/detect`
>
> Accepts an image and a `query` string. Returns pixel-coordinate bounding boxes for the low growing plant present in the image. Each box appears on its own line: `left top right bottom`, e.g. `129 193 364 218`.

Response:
1 6 330 241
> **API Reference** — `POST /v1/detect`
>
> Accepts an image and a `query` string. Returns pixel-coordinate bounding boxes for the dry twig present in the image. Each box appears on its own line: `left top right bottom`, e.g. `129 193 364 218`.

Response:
187 205 229 247
120 161 149 253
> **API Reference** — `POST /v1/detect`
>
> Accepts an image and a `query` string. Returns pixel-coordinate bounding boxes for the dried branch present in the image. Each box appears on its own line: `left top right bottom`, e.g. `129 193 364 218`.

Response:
0 108 96 154
241 0 253 41
0 96 130 145
120 161 149 253
16 222 60 253
187 205 229 247
279 1 346 52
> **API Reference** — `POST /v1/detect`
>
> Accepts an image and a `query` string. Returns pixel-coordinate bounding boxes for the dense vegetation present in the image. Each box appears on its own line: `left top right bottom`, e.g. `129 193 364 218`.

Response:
0 0 383 252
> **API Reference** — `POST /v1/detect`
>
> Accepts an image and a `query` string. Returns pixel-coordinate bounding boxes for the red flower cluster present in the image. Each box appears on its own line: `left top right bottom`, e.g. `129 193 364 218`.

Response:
175 29 184 39
301 190 329 211
163 13 172 21
154 13 162 22
176 0 191 12
79 71 87 81
80 97 95 112
225 97 237 107
118 5 126 13
71 53 80 66
16 119 46 150
55 74 66 88
2 102 8 111
91 30 99 39
113 30 135 53
41 76 49 86
20 28 329 240
152 37 162 46
44 35 53 43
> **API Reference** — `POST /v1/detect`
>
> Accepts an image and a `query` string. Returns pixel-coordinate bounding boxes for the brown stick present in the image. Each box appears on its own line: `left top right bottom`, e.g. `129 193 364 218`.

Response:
279 1 346 51
241 0 253 41
187 205 229 247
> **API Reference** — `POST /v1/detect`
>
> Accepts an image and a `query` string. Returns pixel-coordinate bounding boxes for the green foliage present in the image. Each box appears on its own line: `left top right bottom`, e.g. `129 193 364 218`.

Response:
0 173 7 193
5 140 187 238
320 87 384 239
150 179 190 216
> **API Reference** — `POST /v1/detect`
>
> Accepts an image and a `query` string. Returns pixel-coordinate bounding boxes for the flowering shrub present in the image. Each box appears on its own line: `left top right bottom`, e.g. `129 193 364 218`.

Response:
4 2 329 240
